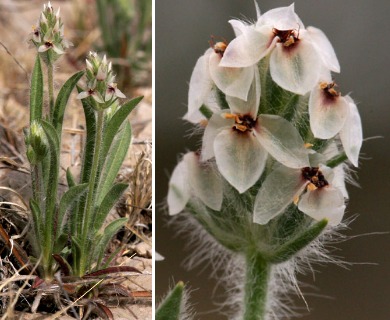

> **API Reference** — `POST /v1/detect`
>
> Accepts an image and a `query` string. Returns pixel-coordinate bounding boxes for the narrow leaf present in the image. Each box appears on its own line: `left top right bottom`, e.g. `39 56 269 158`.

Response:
53 71 84 134
57 183 89 237
30 56 43 122
100 96 142 159
268 219 328 264
93 217 127 267
52 254 72 276
97 122 131 204
94 183 128 232
156 282 185 320
66 168 76 188
83 265 142 278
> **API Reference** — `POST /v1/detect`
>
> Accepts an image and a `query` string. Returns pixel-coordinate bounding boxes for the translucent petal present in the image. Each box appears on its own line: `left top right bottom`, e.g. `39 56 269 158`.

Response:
309 86 349 139
214 129 267 193
332 164 349 199
209 52 254 101
257 4 304 30
184 87 221 124
186 153 223 211
270 36 321 95
256 115 310 168
254 166 306 225
225 67 260 117
339 96 363 167
38 44 50 52
201 112 232 161
76 91 89 100
298 187 345 225
167 158 191 215
307 26 340 73
114 88 126 99
91 92 104 104
187 49 214 119
53 45 65 55
220 25 273 68
229 19 247 37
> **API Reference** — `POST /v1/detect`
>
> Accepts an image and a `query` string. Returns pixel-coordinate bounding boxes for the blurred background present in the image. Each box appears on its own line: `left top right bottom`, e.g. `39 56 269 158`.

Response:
156 0 390 319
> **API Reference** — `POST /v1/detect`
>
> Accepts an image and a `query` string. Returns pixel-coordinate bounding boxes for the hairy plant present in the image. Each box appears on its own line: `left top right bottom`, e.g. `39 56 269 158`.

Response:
159 3 362 320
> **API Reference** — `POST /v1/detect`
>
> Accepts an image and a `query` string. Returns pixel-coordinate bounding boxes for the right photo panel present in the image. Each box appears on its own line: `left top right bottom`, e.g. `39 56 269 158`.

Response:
156 1 390 320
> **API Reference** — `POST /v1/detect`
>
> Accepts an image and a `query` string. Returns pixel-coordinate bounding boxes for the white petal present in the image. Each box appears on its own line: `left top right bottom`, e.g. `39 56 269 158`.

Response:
38 44 50 52
332 164 349 199
256 115 310 168
76 91 89 100
201 111 232 161
187 49 213 120
270 35 321 95
229 19 248 37
209 52 254 101
307 26 340 73
257 4 304 30
114 88 126 99
309 85 349 139
92 92 104 104
53 45 65 55
298 187 345 225
184 87 221 124
214 129 267 193
225 67 260 117
155 252 165 261
186 153 223 211
339 97 363 167
254 166 306 225
167 157 191 215
220 25 273 68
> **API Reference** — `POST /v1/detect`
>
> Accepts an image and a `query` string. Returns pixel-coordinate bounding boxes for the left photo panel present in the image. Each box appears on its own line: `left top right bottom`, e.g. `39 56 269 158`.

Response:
0 1 152 318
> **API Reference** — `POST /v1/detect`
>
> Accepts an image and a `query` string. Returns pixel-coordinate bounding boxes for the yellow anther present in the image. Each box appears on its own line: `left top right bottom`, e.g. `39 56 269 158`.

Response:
235 124 248 132
199 119 208 127
304 143 313 149
283 36 295 47
293 195 300 205
307 183 317 191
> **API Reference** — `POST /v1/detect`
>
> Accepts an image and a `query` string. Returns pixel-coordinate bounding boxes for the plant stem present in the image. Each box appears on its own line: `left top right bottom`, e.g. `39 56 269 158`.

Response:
48 63 54 120
79 109 104 276
243 251 270 320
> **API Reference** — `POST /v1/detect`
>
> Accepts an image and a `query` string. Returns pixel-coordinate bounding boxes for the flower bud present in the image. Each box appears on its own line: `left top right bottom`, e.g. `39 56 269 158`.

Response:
26 121 48 163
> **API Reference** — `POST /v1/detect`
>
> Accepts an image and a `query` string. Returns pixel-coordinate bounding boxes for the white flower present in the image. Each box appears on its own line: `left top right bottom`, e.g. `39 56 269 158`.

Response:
76 81 104 104
309 72 363 167
38 32 64 55
201 73 309 193
253 162 346 226
220 4 340 95
167 152 223 215
105 83 126 101
186 20 258 123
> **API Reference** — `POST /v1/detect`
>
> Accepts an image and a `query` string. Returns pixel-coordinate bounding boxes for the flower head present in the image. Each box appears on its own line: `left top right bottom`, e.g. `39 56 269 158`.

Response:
29 2 71 61
77 52 126 107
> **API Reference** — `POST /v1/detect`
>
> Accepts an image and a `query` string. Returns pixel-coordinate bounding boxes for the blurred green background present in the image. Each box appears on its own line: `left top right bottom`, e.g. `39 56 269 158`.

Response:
156 1 390 319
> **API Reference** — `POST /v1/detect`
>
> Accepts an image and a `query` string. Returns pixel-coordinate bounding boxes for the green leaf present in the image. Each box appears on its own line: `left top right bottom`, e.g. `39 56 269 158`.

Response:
97 122 131 204
78 86 97 184
94 217 127 267
93 183 128 232
30 56 43 122
268 219 328 264
66 168 76 188
53 71 84 134
30 198 43 245
100 96 142 159
156 282 185 320
57 183 89 238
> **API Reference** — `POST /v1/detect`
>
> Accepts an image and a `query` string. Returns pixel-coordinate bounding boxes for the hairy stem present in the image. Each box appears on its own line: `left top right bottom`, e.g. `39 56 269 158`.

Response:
48 63 54 121
244 251 270 320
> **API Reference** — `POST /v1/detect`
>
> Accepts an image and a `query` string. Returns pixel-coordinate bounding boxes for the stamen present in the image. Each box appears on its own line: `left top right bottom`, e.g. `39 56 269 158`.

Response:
320 82 340 98
273 28 299 47
301 167 329 189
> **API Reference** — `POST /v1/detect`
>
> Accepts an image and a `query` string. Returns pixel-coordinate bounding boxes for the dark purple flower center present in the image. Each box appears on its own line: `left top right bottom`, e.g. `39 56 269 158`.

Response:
301 167 329 189
273 28 299 47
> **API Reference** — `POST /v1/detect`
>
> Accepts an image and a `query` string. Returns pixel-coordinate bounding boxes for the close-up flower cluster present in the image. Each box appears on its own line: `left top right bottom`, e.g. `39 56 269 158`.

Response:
163 3 364 320
169 4 362 228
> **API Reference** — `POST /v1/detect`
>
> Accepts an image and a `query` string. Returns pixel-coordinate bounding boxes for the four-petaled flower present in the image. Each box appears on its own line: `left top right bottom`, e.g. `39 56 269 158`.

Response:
220 4 340 95
201 72 309 193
